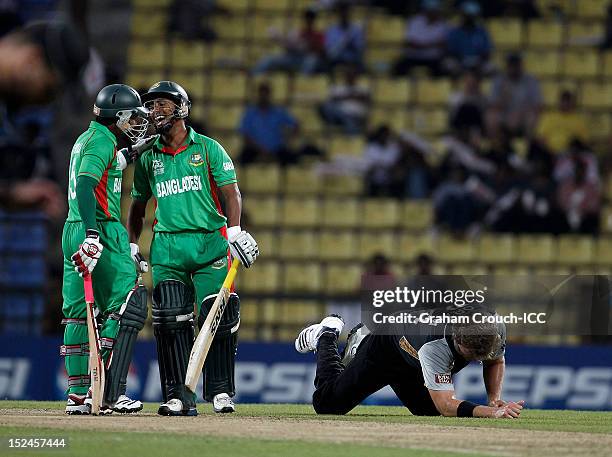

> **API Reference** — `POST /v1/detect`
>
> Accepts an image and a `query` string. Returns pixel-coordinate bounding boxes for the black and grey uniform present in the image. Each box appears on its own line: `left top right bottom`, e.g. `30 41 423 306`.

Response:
312 322 506 415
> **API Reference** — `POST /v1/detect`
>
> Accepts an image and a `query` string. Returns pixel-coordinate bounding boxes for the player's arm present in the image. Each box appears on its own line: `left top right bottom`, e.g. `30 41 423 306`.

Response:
427 389 524 418
219 183 241 228
483 356 505 406
127 156 152 273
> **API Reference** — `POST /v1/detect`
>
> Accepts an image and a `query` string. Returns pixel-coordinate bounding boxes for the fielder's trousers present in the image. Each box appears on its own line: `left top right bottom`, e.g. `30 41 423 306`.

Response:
312 333 440 416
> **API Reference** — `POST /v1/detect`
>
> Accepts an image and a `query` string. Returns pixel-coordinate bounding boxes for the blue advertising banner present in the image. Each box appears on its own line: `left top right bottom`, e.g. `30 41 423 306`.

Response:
0 336 610 410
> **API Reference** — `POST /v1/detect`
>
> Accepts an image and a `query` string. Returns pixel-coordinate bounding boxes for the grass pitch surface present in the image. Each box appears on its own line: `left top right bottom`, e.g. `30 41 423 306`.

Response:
1 402 610 457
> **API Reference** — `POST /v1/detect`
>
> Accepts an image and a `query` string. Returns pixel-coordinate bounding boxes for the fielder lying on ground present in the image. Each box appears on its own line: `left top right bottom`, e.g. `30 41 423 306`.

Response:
296 316 525 418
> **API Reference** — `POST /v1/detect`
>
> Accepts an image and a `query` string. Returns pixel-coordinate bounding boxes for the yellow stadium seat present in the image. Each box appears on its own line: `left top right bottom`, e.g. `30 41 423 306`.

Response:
411 109 448 135
524 51 561 77
251 15 289 41
260 299 279 325
437 235 476 263
279 231 318 259
210 43 247 68
217 0 249 12
128 41 167 69
576 0 608 18
368 107 406 131
252 229 277 258
362 199 400 228
398 233 435 262
168 72 206 99
401 200 433 230
567 21 604 46
291 106 324 133
280 300 323 325
240 262 280 293
600 205 612 233
131 13 167 38
242 164 281 193
373 78 411 105
210 72 247 101
322 175 364 195
365 46 401 70
319 231 357 260
283 263 322 293
581 82 612 109
170 41 207 69
281 197 320 227
540 80 579 107
478 234 516 264
126 70 164 91
240 299 259 326
255 0 290 11
133 0 171 6
324 265 363 295
206 104 243 130
368 15 405 43
584 112 611 138
292 75 329 103
414 79 452 105
488 19 523 48
517 235 555 264
214 16 248 40
329 136 365 158
602 51 612 76
284 167 321 194
252 74 289 103
358 231 396 260
594 237 612 265
321 199 360 228
562 50 599 78
527 21 564 47
555 236 594 265
242 196 280 226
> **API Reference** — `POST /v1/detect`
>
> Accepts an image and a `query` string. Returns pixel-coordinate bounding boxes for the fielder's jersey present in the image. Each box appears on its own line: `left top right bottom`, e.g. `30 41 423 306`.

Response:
131 127 237 233
66 121 122 222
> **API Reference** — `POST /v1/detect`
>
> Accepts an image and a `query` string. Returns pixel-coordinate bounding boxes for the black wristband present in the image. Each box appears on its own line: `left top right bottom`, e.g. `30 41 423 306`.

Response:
457 400 478 417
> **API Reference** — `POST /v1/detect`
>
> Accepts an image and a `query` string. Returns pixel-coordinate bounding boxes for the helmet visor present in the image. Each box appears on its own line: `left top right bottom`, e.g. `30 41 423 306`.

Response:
116 109 150 143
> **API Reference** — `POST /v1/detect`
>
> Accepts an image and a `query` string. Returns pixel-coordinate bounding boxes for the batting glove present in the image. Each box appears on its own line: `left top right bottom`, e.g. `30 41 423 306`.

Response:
71 229 104 277
130 242 149 273
227 226 259 268
117 134 159 170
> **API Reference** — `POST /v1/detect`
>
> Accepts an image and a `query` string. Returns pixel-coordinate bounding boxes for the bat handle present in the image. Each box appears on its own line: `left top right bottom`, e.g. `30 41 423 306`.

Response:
84 274 94 304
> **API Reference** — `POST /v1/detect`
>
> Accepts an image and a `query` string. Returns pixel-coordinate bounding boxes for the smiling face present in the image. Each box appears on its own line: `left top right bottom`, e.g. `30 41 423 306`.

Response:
145 97 177 131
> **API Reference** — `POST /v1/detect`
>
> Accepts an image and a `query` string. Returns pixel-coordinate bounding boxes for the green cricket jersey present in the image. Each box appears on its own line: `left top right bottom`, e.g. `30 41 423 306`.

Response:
131 127 237 233
66 121 122 222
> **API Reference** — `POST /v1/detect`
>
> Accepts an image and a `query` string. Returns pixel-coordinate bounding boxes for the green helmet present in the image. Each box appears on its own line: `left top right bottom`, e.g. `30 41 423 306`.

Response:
93 84 149 143
142 81 191 124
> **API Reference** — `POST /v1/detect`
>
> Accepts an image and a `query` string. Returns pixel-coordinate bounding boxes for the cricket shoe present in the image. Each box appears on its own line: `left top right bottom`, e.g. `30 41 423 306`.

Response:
65 393 89 415
112 395 143 414
295 314 345 353
158 398 198 417
213 393 235 413
84 388 113 415
341 323 370 366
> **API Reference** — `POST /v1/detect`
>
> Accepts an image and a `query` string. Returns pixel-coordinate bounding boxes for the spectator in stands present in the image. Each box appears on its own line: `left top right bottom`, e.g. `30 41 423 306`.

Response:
557 159 601 234
0 21 88 217
453 0 539 20
324 2 365 71
238 81 299 165
362 253 396 289
600 4 612 49
432 165 480 235
487 53 542 137
395 135 432 199
534 90 588 155
449 68 487 135
444 1 492 76
318 64 370 134
363 125 402 196
391 0 449 77
252 9 325 75
415 253 434 275
554 139 600 185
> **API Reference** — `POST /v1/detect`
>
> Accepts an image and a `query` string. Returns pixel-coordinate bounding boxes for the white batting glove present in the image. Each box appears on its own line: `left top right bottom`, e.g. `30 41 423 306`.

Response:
227 226 259 268
130 242 149 273
117 135 159 170
71 229 104 277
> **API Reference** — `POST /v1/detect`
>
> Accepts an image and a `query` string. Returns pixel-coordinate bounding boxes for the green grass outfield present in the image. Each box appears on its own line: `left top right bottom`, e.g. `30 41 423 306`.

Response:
1 402 611 457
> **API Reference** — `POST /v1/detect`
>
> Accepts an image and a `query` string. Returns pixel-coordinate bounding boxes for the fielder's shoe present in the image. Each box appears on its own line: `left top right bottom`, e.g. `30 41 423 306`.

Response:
213 393 235 413
112 395 143 414
341 323 370 366
158 398 198 417
84 388 113 415
65 393 89 415
295 314 345 353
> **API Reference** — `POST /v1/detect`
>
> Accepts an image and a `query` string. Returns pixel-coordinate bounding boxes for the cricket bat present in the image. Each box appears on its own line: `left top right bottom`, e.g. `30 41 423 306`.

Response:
84 275 105 415
185 259 240 394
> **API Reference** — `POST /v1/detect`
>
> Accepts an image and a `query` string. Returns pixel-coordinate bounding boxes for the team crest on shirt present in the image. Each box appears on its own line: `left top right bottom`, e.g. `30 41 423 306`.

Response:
189 152 204 167
152 159 165 176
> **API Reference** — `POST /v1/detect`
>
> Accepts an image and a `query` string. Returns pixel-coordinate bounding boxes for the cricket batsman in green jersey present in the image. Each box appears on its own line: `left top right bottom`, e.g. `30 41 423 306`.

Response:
127 81 259 416
62 84 156 414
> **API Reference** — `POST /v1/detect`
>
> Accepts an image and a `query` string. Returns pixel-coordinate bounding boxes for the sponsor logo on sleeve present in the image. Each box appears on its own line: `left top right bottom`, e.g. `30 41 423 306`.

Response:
435 373 452 384
223 162 235 171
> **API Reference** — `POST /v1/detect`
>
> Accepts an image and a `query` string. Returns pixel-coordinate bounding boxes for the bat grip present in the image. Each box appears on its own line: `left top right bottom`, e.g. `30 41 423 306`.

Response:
84 275 94 304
